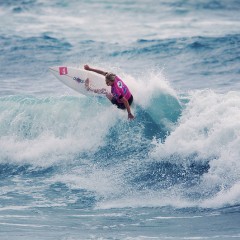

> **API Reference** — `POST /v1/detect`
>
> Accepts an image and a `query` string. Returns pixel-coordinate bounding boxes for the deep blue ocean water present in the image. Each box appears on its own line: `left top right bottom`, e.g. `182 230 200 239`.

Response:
1 0 240 239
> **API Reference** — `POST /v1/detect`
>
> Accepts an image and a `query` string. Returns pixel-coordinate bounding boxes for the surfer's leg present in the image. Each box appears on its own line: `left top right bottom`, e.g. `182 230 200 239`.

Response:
106 94 125 109
85 78 90 91
106 92 113 101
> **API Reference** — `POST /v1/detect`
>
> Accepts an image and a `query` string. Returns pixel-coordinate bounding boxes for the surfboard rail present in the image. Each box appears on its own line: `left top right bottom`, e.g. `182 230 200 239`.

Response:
49 66 110 97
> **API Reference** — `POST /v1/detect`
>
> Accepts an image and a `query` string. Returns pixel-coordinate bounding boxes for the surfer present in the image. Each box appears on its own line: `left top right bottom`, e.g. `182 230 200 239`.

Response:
84 65 135 120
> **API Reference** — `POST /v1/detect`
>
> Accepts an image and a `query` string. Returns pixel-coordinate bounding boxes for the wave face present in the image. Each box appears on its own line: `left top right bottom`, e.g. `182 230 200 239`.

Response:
1 0 240 239
1 89 240 210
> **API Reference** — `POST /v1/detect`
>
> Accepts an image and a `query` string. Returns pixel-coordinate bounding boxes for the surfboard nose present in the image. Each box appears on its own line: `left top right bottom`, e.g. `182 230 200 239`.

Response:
49 66 58 72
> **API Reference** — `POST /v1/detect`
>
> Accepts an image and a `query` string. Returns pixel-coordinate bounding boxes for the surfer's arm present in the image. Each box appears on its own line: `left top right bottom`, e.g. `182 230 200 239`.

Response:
84 65 107 76
121 97 134 120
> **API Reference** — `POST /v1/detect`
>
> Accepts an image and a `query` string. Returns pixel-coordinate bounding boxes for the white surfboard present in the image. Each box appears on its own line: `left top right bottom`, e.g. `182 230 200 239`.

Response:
49 66 110 96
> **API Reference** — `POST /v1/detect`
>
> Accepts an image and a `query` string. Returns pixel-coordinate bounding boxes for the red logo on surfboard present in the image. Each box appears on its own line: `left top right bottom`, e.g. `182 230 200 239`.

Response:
59 67 68 75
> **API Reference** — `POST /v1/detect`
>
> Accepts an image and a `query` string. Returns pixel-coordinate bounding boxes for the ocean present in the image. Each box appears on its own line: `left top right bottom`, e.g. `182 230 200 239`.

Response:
0 0 240 239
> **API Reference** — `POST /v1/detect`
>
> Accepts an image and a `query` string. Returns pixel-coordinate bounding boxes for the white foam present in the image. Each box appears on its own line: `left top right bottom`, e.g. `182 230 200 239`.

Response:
151 90 240 160
151 89 240 207
123 69 178 108
0 96 119 166
96 188 196 210
49 167 122 196
201 182 240 208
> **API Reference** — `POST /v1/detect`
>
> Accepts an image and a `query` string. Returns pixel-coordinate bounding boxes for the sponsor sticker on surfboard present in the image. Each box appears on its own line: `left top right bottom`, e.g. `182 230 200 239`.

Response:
59 67 68 75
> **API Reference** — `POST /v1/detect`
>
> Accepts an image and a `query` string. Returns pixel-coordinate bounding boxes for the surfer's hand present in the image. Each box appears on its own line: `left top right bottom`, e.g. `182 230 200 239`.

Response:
128 112 134 120
84 65 90 70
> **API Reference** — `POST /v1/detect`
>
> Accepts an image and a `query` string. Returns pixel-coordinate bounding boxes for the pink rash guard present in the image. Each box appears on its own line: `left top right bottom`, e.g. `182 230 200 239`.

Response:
111 76 132 103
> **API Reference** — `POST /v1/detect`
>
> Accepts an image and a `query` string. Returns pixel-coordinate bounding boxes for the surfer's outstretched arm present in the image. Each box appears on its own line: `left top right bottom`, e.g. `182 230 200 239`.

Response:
84 65 107 76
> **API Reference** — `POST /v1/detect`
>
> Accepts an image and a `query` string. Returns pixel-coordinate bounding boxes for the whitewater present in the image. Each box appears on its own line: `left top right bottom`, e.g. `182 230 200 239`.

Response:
0 0 240 239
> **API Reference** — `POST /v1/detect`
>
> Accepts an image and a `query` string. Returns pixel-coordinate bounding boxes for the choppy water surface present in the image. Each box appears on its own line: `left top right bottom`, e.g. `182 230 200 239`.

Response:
0 0 240 239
